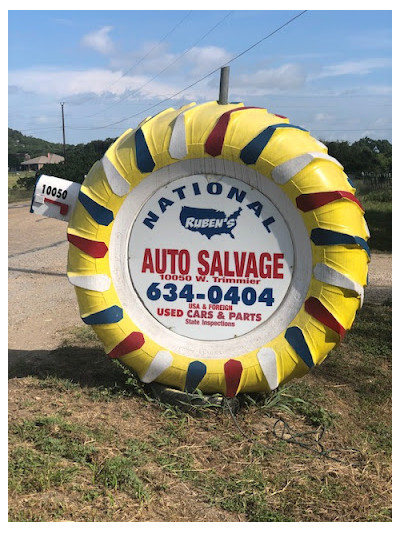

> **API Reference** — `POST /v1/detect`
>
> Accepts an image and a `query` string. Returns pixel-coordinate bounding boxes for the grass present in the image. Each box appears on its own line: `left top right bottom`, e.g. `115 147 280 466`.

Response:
204 465 294 521
9 415 104 464
8 174 391 521
8 171 36 203
9 447 78 493
93 456 149 499
8 295 392 521
354 181 392 252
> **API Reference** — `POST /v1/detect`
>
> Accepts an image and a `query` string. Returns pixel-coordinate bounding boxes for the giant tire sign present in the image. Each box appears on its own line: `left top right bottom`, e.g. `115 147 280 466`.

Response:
66 101 369 397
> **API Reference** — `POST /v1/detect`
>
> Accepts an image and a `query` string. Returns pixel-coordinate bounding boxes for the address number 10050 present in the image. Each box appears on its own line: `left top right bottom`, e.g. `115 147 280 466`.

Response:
41 183 68 199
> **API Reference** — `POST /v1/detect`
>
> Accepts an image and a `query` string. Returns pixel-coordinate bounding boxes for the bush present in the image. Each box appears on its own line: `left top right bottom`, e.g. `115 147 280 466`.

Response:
16 175 37 190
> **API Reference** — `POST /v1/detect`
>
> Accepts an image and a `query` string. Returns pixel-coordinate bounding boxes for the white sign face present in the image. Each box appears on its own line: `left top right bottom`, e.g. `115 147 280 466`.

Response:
128 175 294 341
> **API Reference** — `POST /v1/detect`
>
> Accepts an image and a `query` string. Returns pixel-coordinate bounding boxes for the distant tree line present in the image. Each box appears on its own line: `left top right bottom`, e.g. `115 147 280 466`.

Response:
322 137 392 176
42 136 393 182
15 138 117 190
8 128 69 170
39 138 117 183
13 133 392 191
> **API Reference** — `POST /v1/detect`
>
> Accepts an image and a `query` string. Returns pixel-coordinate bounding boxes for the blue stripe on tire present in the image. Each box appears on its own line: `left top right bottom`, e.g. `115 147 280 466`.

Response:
82 305 123 325
311 228 371 257
285 327 314 368
185 361 207 393
240 124 307 165
135 128 156 173
78 191 114 226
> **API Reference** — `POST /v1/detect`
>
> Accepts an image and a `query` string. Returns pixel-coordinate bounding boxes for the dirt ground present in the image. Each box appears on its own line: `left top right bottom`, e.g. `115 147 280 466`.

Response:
8 201 392 522
8 201 392 369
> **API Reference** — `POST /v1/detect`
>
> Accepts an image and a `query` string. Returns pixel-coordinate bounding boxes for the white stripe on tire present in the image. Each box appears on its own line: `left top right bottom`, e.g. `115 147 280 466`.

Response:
67 274 111 292
102 155 130 197
169 112 189 159
272 152 343 185
257 347 279 391
313 263 364 307
141 350 173 383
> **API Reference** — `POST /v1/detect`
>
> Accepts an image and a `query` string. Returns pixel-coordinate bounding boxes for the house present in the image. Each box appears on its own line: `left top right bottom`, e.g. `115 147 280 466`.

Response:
20 153 64 171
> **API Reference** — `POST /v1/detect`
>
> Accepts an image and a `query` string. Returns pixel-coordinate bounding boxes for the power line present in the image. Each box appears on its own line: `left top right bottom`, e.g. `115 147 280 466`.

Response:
96 11 192 94
76 10 234 120
73 10 309 131
311 128 392 132
10 12 193 122
70 10 193 112
12 10 392 143
224 10 307 67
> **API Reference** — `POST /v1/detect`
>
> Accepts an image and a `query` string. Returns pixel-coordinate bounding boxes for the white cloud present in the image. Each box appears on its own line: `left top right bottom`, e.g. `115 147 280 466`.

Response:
109 43 231 80
311 58 391 79
7 60 308 110
9 67 135 97
109 41 176 74
8 67 186 102
184 46 232 76
7 43 235 103
81 26 115 55
314 112 335 122
232 64 307 95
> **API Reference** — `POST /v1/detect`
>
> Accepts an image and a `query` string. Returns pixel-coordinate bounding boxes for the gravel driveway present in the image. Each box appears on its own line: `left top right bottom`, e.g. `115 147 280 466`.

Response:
8 201 392 365
8 202 81 353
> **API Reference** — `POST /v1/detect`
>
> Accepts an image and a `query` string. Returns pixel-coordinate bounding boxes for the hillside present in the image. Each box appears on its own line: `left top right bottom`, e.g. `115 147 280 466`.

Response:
8 128 71 170
9 127 391 176
9 127 391 190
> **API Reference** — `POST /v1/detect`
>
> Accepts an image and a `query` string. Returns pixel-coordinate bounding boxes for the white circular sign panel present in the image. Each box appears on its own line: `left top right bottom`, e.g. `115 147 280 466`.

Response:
128 174 294 341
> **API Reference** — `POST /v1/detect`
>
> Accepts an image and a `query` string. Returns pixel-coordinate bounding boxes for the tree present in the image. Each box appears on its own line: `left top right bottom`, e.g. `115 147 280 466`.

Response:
323 137 391 176
8 153 21 171
39 137 117 183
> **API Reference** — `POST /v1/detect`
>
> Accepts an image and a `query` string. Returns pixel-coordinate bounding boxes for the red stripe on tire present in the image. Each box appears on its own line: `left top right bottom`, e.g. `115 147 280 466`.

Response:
296 191 364 212
67 233 109 258
305 297 346 340
205 107 263 157
107 332 145 359
224 359 243 397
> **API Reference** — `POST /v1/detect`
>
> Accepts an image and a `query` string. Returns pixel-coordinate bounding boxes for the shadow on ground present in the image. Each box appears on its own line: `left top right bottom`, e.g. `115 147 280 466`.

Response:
8 347 129 389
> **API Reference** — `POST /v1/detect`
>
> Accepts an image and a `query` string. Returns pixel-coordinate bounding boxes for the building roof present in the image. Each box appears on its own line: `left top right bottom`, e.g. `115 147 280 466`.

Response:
21 153 64 165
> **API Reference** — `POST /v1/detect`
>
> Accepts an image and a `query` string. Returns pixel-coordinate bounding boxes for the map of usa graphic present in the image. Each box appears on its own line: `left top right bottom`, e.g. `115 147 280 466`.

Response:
179 206 242 239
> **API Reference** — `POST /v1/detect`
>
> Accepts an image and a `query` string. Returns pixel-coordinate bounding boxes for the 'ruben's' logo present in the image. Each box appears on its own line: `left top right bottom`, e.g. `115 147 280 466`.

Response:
179 206 242 239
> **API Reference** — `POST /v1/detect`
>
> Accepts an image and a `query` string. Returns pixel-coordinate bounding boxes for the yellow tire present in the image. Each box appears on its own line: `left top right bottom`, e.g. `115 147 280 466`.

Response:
67 101 369 397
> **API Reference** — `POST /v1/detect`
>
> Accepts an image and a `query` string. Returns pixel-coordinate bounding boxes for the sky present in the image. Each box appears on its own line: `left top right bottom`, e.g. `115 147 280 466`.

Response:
7 5 393 146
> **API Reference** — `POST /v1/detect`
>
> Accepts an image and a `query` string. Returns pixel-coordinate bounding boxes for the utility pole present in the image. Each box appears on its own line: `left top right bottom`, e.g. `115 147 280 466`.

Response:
60 102 66 163
218 66 230 105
